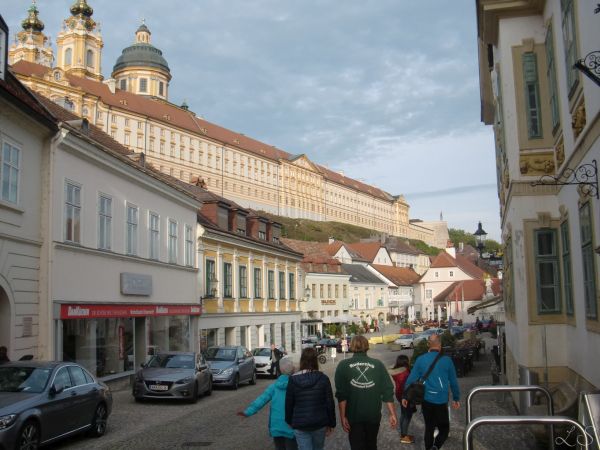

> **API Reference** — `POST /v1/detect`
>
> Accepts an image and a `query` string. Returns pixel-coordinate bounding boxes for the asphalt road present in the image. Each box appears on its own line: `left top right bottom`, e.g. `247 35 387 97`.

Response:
48 338 540 449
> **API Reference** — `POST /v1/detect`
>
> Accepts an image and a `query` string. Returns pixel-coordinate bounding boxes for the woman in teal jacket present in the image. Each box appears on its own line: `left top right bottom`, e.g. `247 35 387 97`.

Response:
239 357 298 450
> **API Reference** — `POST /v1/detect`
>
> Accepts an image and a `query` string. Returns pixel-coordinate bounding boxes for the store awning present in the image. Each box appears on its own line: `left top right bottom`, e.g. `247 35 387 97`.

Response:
467 295 503 315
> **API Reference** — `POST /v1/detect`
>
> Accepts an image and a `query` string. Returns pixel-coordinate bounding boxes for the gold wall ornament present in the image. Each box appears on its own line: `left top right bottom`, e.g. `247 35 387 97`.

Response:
571 99 586 139
555 137 565 168
519 152 555 175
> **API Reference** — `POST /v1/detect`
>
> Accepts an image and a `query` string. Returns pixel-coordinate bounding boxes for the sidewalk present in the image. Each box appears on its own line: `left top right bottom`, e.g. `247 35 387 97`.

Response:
312 333 541 449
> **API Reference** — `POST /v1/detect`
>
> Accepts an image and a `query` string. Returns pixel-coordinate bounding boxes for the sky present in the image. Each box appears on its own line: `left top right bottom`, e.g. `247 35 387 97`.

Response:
3 0 502 242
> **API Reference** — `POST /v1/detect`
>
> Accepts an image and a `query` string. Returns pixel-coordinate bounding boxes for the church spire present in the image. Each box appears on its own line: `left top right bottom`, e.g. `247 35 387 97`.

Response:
21 1 45 33
8 0 54 67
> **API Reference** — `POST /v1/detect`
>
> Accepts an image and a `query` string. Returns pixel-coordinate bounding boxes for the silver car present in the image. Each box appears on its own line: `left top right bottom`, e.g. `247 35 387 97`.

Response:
133 352 212 403
0 361 112 450
206 346 256 389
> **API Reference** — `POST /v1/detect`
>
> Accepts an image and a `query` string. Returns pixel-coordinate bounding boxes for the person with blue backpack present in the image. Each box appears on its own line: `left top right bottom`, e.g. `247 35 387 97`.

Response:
402 334 460 450
238 357 298 450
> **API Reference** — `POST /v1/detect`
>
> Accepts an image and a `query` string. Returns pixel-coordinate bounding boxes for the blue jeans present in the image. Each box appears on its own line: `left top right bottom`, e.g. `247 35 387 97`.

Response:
294 427 327 450
399 404 414 436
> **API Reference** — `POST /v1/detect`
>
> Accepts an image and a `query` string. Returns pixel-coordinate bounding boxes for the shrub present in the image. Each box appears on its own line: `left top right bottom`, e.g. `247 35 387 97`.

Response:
441 330 457 348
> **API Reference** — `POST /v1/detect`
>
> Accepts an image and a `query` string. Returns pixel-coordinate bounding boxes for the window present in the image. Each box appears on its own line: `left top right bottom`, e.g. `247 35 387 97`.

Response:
560 221 574 315
254 268 262 298
223 263 232 297
149 212 159 260
258 222 266 240
268 270 275 299
327 284 332 298
561 0 578 93
98 195 112 250
119 79 127 91
545 25 560 131
449 271 454 277
217 206 228 229
534 229 561 313
64 48 72 65
311 284 316 299
425 289 432 299
126 204 138 256
343 285 347 298
319 284 324 298
139 78 148 93
86 49 94 68
239 266 247 298
168 219 178 263
335 285 339 298
185 225 194 267
159 81 164 96
289 273 295 299
0 27 5 80
434 272 439 278
279 272 285 299
237 213 246 235
1 141 20 203
206 259 216 296
522 52 542 138
580 203 597 319
64 181 81 243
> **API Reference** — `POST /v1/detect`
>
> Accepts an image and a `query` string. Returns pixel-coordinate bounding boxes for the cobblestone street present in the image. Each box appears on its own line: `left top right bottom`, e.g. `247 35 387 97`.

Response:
46 334 542 450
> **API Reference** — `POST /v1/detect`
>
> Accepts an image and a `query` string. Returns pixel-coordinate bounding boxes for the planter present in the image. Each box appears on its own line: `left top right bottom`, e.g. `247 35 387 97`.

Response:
399 328 412 334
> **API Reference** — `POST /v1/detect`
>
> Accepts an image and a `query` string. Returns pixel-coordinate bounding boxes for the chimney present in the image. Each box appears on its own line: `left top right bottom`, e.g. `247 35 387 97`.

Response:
103 78 116 94
328 237 335 245
459 242 464 252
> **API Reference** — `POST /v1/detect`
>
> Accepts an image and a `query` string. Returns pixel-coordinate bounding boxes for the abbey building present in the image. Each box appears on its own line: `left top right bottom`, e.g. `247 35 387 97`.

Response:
8 0 440 246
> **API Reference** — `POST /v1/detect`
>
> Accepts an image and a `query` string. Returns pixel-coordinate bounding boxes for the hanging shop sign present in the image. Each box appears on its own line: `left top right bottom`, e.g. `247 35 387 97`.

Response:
60 304 202 319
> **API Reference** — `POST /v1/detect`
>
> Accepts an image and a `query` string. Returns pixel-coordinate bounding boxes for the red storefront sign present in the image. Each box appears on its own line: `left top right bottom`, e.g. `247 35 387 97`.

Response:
60 304 202 319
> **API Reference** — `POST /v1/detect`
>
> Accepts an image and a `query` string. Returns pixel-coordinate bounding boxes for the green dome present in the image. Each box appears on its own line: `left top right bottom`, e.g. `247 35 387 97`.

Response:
22 4 45 32
70 0 93 17
112 43 170 74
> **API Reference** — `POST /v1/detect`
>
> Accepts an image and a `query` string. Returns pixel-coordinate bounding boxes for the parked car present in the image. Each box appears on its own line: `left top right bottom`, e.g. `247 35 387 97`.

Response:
414 327 444 344
252 347 286 378
0 361 112 450
393 333 417 349
205 346 255 389
316 339 338 348
301 337 318 350
132 352 212 403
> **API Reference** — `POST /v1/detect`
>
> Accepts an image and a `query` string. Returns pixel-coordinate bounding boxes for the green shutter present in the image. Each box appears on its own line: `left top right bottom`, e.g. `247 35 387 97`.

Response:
545 25 560 130
534 229 561 313
522 52 543 138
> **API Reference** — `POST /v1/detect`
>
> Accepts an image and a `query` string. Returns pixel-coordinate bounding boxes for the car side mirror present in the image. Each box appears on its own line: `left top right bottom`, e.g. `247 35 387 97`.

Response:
140 362 146 368
49 383 64 396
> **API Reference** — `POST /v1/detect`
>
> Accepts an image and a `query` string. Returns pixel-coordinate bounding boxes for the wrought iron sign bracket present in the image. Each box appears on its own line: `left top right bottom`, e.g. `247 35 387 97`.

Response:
574 51 600 87
531 159 599 199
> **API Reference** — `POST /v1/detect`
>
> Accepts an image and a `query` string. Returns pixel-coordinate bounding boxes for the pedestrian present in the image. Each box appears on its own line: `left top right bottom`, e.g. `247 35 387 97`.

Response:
334 335 397 450
389 354 415 444
0 346 9 364
269 343 284 377
285 347 336 450
402 335 460 450
238 357 298 450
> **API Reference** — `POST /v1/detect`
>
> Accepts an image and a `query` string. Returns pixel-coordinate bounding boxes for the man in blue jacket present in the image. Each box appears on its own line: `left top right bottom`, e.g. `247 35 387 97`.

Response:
402 334 460 450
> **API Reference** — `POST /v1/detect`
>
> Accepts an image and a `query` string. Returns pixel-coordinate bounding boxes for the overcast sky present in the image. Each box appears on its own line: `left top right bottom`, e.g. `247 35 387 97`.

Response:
4 0 501 242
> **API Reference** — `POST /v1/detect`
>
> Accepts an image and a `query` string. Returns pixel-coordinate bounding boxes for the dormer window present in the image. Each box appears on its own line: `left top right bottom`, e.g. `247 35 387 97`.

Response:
272 224 281 243
258 221 266 240
237 213 247 236
217 206 228 229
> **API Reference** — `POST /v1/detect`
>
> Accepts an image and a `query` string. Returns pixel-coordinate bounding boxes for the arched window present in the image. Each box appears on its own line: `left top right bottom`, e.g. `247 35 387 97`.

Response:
86 49 94 68
64 48 72 66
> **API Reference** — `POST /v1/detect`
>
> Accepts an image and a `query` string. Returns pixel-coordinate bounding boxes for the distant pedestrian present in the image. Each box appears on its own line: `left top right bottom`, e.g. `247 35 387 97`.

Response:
285 347 336 450
389 355 415 444
334 335 397 450
0 346 9 364
269 344 285 377
403 335 460 450
239 357 298 450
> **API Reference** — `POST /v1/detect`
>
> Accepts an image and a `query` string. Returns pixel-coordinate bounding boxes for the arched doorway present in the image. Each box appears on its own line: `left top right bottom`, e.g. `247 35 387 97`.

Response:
0 287 11 356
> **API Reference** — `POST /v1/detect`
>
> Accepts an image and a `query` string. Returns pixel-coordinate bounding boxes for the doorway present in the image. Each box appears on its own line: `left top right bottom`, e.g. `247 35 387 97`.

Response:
0 287 11 357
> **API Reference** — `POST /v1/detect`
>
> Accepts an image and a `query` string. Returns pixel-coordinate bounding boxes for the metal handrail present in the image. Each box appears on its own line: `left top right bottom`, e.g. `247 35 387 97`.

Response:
466 385 555 450
466 385 554 422
464 415 591 450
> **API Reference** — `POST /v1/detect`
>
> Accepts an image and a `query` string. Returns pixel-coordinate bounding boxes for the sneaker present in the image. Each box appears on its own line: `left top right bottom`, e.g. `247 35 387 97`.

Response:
400 435 414 444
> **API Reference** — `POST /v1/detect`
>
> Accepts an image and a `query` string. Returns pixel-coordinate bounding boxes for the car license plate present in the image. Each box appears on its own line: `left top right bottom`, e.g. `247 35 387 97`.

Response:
149 384 169 391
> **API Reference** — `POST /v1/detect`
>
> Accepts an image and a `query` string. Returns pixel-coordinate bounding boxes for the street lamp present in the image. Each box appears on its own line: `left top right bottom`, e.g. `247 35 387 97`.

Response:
298 286 311 303
474 221 487 258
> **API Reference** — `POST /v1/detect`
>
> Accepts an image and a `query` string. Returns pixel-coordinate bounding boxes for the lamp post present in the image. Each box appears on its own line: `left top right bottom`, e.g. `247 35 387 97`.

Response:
474 221 488 258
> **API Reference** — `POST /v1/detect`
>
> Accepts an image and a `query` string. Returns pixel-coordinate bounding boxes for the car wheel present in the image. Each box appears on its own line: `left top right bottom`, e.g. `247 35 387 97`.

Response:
17 420 40 450
232 374 239 390
89 403 108 437
249 370 257 385
188 382 198 404
318 354 327 365
205 377 213 396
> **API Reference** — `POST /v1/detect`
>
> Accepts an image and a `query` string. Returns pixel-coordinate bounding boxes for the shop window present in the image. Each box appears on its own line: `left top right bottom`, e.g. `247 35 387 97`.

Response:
149 212 160 260
254 268 262 298
1 140 20 204
239 266 247 298
126 204 138 256
98 194 112 250
534 229 561 313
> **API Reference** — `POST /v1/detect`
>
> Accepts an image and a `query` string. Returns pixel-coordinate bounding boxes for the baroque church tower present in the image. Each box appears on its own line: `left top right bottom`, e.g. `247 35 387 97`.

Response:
8 1 53 67
112 22 171 100
55 0 103 81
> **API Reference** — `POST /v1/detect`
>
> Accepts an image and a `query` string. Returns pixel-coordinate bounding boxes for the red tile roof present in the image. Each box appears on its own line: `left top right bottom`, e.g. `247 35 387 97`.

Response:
346 242 385 262
11 60 395 202
371 264 421 286
433 278 501 303
430 250 486 279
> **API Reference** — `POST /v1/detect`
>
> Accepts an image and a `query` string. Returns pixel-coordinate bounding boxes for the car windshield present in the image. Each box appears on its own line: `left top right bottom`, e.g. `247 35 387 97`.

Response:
0 367 52 393
252 348 271 357
400 335 413 339
147 354 195 369
205 348 237 361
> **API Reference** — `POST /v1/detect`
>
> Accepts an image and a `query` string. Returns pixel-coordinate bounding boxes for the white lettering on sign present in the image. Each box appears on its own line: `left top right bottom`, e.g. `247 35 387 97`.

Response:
156 306 168 314
68 306 90 317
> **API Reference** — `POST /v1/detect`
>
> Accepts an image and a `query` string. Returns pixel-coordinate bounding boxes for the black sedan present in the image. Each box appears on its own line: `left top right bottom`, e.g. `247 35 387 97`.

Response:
133 352 212 403
0 361 112 450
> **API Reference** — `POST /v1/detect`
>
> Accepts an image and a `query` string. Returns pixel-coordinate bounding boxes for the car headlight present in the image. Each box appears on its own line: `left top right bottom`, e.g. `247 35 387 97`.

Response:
176 376 195 384
0 414 17 430
221 368 234 376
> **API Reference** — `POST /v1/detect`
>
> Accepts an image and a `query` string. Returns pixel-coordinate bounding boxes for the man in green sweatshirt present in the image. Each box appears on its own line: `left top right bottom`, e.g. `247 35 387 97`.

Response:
334 335 397 450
